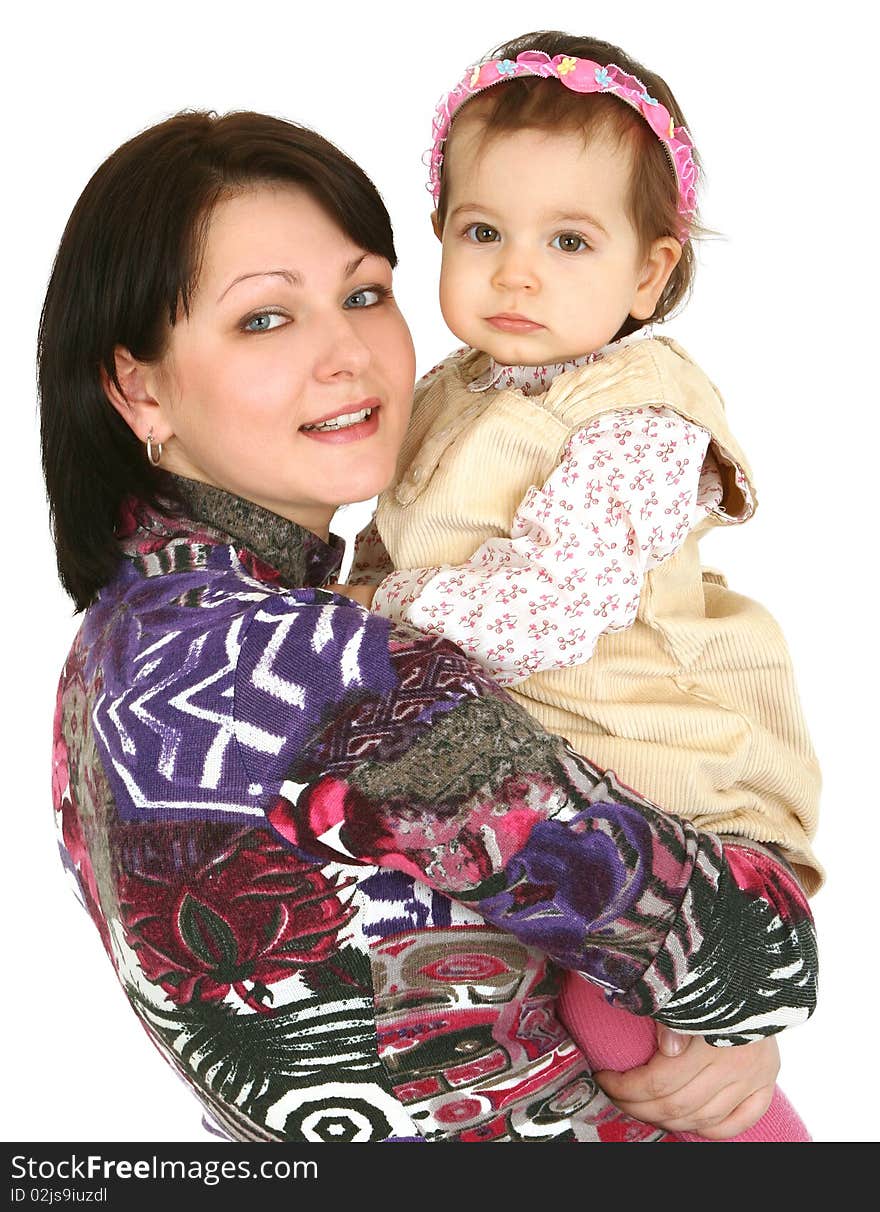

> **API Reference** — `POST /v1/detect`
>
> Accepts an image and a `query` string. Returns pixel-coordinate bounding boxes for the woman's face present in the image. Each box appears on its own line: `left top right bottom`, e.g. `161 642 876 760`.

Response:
139 185 416 537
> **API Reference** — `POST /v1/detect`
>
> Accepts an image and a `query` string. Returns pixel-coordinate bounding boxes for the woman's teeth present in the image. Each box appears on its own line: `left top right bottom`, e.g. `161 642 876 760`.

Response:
303 407 373 433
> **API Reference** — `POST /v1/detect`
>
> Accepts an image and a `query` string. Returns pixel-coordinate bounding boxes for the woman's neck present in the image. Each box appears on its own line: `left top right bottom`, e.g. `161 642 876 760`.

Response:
159 461 333 542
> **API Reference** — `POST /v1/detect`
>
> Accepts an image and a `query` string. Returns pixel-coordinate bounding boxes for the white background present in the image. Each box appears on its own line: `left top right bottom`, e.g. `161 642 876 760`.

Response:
3 0 878 1143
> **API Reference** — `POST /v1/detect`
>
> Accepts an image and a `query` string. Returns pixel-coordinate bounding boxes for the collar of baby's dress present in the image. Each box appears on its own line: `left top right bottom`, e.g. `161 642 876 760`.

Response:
467 325 654 396
118 474 345 589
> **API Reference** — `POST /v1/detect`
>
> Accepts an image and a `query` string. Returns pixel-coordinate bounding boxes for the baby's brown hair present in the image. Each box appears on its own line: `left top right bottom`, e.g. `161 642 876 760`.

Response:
435 30 706 326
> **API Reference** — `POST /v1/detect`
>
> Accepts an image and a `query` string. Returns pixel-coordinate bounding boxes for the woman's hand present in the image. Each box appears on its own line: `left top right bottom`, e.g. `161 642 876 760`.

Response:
326 582 377 609
594 1026 780 1139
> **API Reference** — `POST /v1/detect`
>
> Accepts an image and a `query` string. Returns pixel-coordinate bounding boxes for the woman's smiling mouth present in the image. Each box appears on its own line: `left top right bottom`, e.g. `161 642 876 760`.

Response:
300 398 381 442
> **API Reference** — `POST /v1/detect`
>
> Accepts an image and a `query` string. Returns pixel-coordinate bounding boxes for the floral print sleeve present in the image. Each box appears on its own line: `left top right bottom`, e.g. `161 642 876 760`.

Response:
371 408 750 685
348 516 394 586
234 597 817 1045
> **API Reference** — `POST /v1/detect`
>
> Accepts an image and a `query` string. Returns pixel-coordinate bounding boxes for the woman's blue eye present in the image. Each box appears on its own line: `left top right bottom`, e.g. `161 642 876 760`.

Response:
344 287 385 309
552 232 589 253
465 223 500 244
243 312 287 333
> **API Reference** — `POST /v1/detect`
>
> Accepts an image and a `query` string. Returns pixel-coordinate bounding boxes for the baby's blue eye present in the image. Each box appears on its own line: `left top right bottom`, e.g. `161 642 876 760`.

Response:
344 287 383 309
552 232 589 253
465 223 500 244
243 312 287 333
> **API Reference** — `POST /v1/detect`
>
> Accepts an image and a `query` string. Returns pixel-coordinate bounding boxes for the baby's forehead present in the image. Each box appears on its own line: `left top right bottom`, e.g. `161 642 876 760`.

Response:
446 107 633 170
444 115 636 206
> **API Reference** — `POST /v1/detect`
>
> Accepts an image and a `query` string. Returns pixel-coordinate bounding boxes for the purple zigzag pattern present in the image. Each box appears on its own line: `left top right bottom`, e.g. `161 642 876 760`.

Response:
86 554 394 823
232 594 400 798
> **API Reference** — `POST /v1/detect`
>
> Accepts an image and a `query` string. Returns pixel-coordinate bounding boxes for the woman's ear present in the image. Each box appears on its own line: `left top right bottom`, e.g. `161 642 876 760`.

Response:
100 347 173 444
630 237 682 321
430 209 443 241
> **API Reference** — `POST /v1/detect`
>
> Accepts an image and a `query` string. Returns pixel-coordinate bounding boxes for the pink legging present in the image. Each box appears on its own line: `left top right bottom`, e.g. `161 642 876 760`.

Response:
560 974 810 1142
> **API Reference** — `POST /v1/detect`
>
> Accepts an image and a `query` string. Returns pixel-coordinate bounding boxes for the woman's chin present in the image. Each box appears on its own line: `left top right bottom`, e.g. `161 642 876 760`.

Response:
328 461 398 507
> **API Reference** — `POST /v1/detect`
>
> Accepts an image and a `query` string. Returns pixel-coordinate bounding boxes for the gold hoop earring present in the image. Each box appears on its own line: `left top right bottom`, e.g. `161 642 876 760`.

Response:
146 429 163 466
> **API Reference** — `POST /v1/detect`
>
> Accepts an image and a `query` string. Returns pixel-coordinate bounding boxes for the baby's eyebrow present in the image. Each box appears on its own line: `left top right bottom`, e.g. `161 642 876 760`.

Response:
446 203 610 240
547 212 610 238
447 202 497 220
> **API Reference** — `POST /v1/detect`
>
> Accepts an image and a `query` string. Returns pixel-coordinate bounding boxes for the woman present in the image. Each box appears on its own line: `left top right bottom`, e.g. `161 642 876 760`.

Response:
41 111 816 1143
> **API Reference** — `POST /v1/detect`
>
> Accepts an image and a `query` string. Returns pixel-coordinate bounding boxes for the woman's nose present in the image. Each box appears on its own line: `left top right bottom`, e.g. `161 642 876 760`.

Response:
312 312 372 381
491 244 540 293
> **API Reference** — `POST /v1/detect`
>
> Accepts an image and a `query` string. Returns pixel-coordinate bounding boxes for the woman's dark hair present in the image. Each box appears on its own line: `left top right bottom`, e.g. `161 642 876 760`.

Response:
436 31 706 330
38 110 397 611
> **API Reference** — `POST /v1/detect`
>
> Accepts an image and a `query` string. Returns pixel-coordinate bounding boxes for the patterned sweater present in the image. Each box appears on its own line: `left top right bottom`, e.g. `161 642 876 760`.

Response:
52 477 818 1143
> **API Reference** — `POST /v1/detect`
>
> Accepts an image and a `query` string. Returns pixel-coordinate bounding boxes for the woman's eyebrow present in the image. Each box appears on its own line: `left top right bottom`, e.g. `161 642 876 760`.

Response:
217 268 300 302
344 252 369 278
217 253 371 303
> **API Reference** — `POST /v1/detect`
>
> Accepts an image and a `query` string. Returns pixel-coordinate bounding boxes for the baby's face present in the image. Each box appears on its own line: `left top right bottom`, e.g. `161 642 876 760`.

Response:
437 120 660 365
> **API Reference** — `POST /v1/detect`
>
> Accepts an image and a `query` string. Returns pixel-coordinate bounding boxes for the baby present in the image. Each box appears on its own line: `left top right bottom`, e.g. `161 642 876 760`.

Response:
344 30 821 1141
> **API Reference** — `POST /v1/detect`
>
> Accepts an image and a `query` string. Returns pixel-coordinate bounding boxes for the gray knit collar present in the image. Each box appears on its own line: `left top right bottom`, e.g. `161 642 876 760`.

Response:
166 474 344 588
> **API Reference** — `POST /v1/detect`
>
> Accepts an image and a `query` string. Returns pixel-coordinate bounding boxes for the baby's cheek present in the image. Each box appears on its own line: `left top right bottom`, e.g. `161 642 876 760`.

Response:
440 269 480 343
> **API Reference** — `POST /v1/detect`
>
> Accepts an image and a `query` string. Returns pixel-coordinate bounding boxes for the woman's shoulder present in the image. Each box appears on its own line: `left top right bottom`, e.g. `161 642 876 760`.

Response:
97 587 513 839
71 504 532 834
87 532 475 692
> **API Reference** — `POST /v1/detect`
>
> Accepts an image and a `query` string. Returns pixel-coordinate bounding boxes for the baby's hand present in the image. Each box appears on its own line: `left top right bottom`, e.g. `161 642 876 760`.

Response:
594 1025 779 1139
326 582 377 609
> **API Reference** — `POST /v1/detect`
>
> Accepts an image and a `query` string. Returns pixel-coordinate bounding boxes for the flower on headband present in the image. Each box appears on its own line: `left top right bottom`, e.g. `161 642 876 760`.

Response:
640 91 659 106
558 57 578 76
594 67 613 88
496 59 516 76
469 65 482 88
675 143 695 176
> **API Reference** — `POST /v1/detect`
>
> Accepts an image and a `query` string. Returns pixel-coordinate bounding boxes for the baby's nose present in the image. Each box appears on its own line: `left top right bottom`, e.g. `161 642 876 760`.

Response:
491 246 540 292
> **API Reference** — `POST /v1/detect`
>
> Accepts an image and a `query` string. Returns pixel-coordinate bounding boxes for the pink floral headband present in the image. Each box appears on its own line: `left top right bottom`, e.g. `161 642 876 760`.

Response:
428 50 697 242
